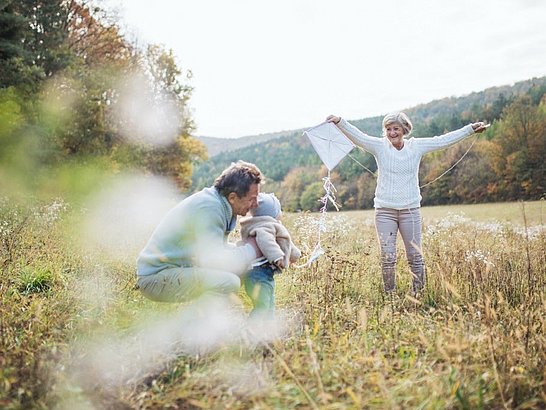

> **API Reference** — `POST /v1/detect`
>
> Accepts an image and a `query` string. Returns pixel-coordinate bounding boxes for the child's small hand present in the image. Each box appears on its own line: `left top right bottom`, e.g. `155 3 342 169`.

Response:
274 258 285 269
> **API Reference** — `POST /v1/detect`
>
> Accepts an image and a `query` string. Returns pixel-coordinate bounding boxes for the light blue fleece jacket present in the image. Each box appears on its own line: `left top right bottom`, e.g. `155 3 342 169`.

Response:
137 187 255 277
338 119 475 209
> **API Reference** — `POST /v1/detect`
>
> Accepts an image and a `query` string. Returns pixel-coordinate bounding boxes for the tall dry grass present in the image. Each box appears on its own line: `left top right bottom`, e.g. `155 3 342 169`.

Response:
0 197 544 409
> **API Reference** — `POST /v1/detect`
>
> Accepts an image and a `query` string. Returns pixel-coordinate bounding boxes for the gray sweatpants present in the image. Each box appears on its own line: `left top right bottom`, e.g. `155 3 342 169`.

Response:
374 207 425 292
137 267 241 303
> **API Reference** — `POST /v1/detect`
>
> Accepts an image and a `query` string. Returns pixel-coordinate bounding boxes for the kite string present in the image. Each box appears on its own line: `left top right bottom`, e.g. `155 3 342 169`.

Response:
347 151 376 177
418 135 478 188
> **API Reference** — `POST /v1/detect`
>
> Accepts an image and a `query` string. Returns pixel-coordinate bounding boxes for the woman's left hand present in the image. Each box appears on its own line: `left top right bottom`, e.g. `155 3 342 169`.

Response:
472 121 489 133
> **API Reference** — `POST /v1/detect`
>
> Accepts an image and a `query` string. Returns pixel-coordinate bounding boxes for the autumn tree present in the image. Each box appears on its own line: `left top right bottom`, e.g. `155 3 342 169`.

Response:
37 0 136 159
355 173 376 209
493 95 546 199
278 166 319 211
132 44 206 189
38 2 206 188
300 181 325 211
66 0 133 67
1 0 206 192
420 138 500 205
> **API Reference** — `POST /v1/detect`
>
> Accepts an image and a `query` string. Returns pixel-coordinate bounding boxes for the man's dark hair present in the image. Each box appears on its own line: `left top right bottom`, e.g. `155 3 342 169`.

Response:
214 161 263 198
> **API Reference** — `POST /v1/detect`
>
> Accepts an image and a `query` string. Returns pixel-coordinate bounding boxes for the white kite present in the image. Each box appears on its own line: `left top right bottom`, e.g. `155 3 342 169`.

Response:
298 121 355 267
304 122 355 171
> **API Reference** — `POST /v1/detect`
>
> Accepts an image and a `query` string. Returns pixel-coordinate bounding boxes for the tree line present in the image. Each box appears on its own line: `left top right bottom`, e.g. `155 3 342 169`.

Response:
2 2 544 208
0 0 206 194
192 79 546 211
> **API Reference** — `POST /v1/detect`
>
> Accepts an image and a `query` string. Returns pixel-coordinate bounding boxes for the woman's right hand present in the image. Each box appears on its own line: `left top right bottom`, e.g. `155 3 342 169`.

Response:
472 121 489 133
326 115 341 125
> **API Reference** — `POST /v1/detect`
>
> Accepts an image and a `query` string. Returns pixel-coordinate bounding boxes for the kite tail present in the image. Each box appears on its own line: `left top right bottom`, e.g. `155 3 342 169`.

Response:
320 171 340 212
296 170 340 268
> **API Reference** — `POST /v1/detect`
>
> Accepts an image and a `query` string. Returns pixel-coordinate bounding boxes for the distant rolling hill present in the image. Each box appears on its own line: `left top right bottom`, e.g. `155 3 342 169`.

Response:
196 129 304 158
191 76 546 192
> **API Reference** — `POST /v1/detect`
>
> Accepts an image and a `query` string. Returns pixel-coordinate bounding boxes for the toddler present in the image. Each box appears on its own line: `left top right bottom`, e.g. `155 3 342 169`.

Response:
240 193 301 319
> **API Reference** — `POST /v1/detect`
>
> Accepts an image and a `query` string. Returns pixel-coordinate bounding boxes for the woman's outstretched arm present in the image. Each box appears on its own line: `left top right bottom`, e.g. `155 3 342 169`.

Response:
326 115 382 153
416 121 488 154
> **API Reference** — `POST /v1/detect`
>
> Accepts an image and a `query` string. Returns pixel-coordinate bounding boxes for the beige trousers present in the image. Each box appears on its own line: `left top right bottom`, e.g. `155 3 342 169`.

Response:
375 207 425 292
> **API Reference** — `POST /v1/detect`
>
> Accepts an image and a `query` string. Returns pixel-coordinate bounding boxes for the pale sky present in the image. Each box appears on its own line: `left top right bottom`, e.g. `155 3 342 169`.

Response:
104 0 546 138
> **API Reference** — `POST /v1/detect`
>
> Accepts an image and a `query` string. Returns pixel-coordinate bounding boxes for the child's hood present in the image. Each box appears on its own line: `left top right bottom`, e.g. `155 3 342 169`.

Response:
240 215 290 238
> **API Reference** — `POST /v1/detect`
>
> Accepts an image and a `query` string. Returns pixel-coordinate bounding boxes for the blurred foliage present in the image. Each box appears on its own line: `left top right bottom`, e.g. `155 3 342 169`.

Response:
0 0 206 200
193 79 546 211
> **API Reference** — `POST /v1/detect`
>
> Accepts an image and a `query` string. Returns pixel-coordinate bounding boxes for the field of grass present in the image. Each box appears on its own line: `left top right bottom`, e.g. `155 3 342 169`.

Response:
346 200 545 226
0 197 544 409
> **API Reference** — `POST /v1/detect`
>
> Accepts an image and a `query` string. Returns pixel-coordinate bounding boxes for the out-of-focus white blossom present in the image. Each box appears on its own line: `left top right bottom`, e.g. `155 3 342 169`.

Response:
424 212 544 242
293 213 353 239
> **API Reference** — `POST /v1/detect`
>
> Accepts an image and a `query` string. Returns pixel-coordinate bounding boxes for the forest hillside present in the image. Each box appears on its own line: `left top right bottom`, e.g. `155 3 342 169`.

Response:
192 77 546 211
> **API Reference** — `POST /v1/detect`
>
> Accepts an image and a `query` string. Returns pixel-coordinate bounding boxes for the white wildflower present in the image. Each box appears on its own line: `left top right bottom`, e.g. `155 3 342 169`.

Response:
465 249 495 267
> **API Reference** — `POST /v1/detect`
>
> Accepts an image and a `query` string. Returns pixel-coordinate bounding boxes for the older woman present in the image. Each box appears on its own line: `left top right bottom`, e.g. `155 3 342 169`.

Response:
326 112 487 294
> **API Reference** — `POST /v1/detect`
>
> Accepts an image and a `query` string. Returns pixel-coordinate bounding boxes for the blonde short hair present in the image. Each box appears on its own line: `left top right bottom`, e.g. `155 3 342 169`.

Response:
382 112 413 136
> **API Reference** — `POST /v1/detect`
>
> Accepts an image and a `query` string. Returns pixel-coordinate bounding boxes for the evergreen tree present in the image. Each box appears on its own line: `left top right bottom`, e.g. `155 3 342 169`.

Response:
18 0 72 77
0 1 41 90
0 2 27 60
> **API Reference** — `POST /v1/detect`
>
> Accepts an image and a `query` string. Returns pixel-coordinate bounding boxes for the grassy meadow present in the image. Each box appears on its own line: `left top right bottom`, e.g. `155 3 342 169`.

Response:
0 197 544 409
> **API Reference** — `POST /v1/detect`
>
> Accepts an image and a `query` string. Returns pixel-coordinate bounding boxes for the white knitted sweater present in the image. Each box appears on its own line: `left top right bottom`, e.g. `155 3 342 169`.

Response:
338 119 475 209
